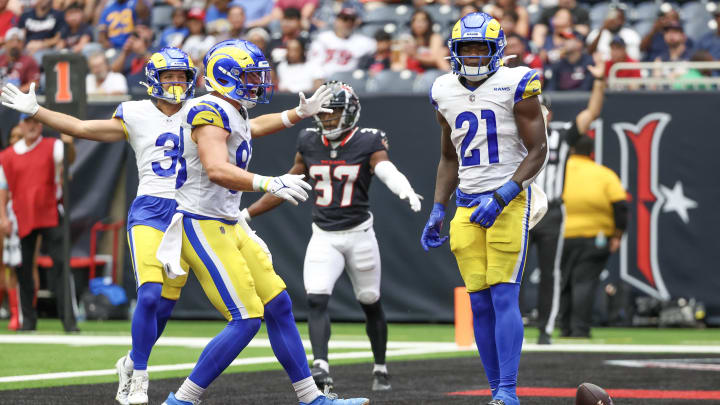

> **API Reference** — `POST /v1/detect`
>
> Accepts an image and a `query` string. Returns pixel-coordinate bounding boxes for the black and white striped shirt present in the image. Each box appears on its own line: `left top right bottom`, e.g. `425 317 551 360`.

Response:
535 120 581 204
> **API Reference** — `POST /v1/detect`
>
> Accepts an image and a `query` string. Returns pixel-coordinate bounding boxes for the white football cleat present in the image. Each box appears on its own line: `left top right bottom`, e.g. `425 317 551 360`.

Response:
115 355 132 405
127 373 149 404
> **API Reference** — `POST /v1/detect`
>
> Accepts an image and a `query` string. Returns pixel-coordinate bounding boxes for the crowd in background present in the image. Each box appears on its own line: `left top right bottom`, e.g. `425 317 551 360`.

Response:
0 0 719 95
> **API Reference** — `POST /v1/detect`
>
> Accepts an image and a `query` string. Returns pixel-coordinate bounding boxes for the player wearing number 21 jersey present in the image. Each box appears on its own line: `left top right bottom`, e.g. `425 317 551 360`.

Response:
421 12 548 405
0 46 199 405
246 80 422 393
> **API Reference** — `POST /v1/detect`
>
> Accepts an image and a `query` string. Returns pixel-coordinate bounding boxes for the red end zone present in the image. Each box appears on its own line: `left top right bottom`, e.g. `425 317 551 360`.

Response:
448 387 720 400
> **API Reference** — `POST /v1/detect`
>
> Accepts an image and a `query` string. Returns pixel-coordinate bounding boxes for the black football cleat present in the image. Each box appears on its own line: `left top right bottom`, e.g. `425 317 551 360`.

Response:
311 366 334 392
371 371 391 391
537 331 552 345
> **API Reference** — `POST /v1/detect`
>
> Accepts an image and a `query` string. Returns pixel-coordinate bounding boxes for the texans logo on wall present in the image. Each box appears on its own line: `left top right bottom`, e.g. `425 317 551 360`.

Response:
595 94 720 316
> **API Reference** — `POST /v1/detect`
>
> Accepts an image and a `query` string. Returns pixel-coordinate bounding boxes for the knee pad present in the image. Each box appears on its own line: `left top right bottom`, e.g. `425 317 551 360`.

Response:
137 282 163 310
265 291 292 319
307 294 330 311
356 290 379 305
228 317 262 335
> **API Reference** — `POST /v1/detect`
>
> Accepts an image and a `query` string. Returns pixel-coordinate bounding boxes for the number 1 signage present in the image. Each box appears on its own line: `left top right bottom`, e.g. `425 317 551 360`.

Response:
42 53 87 118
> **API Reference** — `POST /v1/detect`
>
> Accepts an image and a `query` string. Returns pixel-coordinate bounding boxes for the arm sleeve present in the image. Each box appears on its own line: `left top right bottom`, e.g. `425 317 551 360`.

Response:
612 200 628 231
374 160 415 199
53 139 64 164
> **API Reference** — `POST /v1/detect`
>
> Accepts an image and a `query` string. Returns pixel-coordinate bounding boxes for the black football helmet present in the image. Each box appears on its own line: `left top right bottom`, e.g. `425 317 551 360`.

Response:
314 80 361 141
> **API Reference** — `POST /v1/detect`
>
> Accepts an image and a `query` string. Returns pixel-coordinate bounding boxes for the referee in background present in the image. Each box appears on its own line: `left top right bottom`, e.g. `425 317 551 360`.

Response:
530 61 606 345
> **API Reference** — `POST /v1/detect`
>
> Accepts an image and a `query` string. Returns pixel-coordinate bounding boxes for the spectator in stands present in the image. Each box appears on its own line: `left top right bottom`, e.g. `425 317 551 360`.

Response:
694 10 720 60
98 0 148 49
505 33 543 74
560 135 628 339
86 51 128 95
158 8 188 49
111 28 152 92
541 8 578 64
639 7 690 62
459 4 479 19
18 0 63 57
544 32 594 91
657 23 691 62
268 7 308 65
272 0 317 30
0 0 17 45
407 9 450 72
307 4 375 87
230 0 273 29
312 0 360 30
276 37 315 93
0 28 40 92
214 2 245 41
673 51 716 91
0 125 22 331
57 2 92 53
182 7 214 85
497 9 520 38
532 0 589 51
205 0 231 34
246 27 270 54
0 115 78 333
360 29 392 75
604 36 640 79
490 0 529 38
587 5 641 62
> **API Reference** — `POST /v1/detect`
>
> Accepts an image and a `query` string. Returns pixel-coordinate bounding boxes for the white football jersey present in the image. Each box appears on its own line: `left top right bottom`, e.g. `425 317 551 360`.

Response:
113 100 189 199
307 31 376 78
430 66 543 194
175 94 251 221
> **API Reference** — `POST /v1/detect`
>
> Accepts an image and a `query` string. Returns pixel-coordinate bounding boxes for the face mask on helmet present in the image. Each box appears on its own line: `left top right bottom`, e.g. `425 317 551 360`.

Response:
451 39 504 81
313 81 361 141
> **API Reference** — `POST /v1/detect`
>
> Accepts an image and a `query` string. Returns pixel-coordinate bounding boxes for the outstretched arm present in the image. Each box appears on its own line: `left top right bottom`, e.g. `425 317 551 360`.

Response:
249 85 332 138
370 149 422 212
1 83 125 142
245 152 308 218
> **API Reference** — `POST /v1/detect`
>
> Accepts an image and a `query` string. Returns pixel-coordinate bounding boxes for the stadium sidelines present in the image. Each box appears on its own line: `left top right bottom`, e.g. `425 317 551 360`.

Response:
2 333 720 384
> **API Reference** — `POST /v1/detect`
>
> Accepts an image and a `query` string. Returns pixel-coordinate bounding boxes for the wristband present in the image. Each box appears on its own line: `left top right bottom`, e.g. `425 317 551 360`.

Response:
281 110 294 128
252 174 272 192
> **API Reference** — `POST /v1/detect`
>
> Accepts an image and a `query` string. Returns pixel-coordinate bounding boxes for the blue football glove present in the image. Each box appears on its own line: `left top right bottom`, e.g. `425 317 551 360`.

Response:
469 181 522 228
421 203 449 251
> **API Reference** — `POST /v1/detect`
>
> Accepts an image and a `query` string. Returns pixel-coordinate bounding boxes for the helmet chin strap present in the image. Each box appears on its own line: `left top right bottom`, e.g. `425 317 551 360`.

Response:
240 99 257 109
460 64 491 81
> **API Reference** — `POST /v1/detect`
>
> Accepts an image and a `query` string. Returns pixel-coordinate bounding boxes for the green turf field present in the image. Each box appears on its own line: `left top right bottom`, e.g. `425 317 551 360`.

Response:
0 320 718 391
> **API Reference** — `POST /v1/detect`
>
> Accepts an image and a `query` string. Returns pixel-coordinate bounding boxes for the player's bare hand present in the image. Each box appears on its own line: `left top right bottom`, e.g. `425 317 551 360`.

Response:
587 60 605 80
1 82 40 115
295 84 333 118
609 236 621 253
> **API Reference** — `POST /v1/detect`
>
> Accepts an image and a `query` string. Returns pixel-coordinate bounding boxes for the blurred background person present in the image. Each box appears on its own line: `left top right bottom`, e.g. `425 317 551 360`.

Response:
272 0 318 30
18 0 63 59
246 27 270 54
532 0 589 51
672 51 717 91
85 51 128 95
604 36 641 80
587 5 640 62
97 0 148 49
540 9 577 65
695 9 720 60
231 0 273 29
657 23 691 62
560 136 628 339
0 125 23 331
268 7 308 65
0 0 17 45
0 114 78 332
57 2 92 54
0 28 40 92
214 2 246 42
544 32 594 91
110 28 152 91
639 6 689 62
307 4 375 87
205 0 231 35
406 9 449 72
504 33 543 81
181 7 215 85
157 8 188 49
276 37 314 93
360 29 392 75
486 0 529 38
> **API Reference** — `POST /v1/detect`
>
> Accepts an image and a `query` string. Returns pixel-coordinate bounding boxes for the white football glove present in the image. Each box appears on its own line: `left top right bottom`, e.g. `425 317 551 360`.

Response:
253 173 312 206
1 82 40 115
400 189 423 212
295 84 333 118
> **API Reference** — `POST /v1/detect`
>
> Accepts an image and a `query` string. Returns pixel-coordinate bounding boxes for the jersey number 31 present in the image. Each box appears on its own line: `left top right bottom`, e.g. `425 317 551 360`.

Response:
457 110 499 166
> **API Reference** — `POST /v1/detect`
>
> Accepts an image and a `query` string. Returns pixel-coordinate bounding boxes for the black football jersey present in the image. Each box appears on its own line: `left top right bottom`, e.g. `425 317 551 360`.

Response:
297 127 388 231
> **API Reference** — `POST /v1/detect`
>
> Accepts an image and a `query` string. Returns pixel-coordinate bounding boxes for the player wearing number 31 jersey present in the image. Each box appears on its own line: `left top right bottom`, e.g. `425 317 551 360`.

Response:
247 81 422 393
421 12 548 405
0 47 198 405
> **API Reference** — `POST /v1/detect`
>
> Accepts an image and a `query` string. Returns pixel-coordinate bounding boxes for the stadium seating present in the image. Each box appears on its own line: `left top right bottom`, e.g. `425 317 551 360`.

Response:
151 5 173 31
366 69 417 94
412 69 445 94
332 69 369 94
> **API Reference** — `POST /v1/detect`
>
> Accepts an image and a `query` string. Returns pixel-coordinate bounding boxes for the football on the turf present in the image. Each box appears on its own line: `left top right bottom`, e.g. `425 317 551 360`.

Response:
575 382 614 405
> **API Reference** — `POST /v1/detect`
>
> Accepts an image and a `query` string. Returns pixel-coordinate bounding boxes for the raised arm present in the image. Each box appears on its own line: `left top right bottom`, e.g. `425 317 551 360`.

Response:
245 152 308 219
1 83 126 142
249 85 332 138
574 61 606 136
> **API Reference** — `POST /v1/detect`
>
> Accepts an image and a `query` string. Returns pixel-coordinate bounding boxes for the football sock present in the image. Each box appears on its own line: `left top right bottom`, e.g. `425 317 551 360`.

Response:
132 369 148 378
307 293 331 362
130 282 162 370
155 296 176 342
313 359 329 374
373 364 388 374
490 283 523 400
360 300 388 365
188 317 261 388
123 351 134 374
175 377 205 402
293 376 322 404
469 289 500 397
264 291 312 382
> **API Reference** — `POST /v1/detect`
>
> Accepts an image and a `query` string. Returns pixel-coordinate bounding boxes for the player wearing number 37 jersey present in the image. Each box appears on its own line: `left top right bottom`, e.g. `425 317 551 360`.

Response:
421 12 548 405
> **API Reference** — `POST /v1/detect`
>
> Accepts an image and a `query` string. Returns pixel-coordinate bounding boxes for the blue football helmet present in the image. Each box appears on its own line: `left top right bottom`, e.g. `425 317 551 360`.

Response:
448 12 506 80
203 39 273 108
144 47 197 103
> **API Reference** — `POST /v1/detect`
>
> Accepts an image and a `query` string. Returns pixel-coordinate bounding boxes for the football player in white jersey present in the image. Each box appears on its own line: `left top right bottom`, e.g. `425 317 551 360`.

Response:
1 47 198 405
421 13 548 405
156 39 368 405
